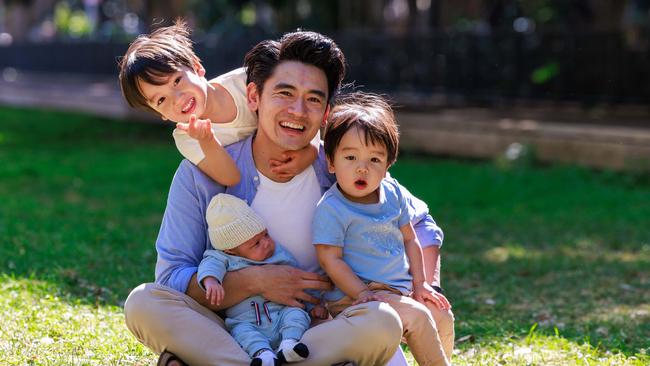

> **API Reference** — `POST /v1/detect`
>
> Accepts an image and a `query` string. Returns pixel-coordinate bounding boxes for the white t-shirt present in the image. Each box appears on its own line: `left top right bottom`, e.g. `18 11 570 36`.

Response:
172 67 258 165
251 166 322 272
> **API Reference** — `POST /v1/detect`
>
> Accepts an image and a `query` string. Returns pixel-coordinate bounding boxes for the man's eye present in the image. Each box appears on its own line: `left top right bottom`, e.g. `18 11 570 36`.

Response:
279 91 292 97
157 97 165 106
308 97 322 104
173 76 181 86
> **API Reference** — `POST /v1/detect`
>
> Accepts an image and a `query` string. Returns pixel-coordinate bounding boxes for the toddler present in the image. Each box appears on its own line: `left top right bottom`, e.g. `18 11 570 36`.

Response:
314 93 454 366
199 193 326 366
118 19 317 186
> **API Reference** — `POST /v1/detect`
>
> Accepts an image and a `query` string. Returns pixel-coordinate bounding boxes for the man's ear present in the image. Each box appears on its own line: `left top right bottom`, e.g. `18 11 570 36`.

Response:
326 156 336 174
321 104 331 127
246 82 260 112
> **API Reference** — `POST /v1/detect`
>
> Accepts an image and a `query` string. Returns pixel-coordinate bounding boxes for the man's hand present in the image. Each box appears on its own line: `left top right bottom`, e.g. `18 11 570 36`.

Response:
176 114 214 142
269 144 318 179
255 265 332 308
309 305 329 320
203 276 225 306
412 281 451 310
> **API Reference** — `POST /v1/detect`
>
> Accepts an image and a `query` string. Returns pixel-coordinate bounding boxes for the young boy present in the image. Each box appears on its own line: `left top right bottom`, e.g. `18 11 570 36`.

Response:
313 93 454 366
118 19 316 185
199 193 327 366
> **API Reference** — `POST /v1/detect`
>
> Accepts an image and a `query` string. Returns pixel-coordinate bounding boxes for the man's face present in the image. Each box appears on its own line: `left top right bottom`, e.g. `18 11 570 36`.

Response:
137 63 208 123
227 230 275 262
248 61 329 151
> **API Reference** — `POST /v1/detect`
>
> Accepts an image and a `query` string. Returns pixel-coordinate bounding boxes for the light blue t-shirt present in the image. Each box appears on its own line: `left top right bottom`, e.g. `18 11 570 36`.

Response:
313 178 415 302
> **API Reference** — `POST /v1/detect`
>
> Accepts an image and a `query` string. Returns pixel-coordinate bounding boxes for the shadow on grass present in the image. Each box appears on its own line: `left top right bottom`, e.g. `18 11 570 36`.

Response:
445 242 649 355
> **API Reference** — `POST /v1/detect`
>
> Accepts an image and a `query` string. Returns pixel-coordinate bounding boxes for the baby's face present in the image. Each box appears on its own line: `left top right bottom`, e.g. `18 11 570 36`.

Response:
228 230 275 261
137 64 208 123
327 126 389 204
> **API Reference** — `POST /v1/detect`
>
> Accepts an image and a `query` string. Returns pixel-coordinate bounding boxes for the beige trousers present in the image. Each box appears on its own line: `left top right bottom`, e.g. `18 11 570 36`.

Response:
124 283 403 366
327 283 455 366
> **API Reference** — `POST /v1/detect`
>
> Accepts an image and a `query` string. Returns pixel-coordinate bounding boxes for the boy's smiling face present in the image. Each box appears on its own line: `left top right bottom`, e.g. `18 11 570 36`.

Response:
327 126 390 204
137 63 209 123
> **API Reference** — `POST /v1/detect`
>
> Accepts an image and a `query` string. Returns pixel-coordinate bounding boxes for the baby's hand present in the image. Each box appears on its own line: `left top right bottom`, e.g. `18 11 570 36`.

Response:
203 276 225 306
309 305 329 320
177 114 214 142
269 144 318 179
412 282 451 310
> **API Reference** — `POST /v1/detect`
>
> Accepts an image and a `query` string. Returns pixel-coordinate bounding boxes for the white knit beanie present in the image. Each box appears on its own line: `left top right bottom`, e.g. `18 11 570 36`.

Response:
206 194 266 251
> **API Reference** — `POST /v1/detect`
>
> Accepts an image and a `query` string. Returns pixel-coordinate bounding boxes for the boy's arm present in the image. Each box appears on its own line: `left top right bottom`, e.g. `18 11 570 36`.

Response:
269 144 318 179
402 223 451 310
401 222 427 287
269 132 320 179
176 115 241 186
423 246 442 287
315 245 371 300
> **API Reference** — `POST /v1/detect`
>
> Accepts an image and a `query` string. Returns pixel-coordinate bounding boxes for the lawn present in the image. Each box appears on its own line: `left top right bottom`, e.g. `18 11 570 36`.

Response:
0 106 648 365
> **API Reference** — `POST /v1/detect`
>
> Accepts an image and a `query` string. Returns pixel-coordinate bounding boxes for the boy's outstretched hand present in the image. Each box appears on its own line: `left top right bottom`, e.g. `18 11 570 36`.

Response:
413 282 452 310
202 276 225 306
176 114 214 142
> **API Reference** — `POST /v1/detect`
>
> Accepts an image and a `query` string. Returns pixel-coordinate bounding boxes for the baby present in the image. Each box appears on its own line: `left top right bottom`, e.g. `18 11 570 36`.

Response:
198 193 325 366
314 93 454 366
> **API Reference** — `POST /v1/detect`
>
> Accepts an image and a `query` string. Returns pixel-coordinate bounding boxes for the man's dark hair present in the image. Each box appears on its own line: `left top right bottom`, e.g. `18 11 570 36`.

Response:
324 92 400 167
244 31 346 104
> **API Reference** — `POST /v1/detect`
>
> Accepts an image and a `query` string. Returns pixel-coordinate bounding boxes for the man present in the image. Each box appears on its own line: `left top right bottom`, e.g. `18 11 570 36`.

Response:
124 31 453 366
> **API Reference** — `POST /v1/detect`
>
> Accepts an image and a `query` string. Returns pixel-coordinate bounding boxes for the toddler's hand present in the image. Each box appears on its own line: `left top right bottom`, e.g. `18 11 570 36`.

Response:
203 276 225 306
352 289 390 306
413 282 451 310
309 305 329 320
270 144 318 179
177 114 214 142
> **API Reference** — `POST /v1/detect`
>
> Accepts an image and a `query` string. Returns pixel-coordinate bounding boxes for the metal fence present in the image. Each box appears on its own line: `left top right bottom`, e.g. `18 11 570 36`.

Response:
1 31 648 104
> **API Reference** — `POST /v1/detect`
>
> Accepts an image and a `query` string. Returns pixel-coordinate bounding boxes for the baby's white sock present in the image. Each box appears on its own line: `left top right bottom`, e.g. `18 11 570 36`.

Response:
250 350 278 366
277 339 309 363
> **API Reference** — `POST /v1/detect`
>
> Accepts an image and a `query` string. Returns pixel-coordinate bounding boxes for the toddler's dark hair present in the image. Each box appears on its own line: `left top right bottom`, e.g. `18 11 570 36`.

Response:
324 92 399 166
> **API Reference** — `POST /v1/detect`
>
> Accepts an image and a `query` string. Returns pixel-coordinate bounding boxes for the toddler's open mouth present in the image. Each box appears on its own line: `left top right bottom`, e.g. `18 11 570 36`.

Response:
181 97 196 114
354 179 367 190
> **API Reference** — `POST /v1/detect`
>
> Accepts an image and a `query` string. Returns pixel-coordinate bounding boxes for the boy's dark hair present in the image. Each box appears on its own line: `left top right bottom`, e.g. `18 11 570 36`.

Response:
244 31 346 104
324 92 400 167
118 19 199 116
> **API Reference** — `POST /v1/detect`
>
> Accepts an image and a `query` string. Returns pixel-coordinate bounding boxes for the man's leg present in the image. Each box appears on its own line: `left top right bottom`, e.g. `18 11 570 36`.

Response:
424 303 455 361
124 283 250 366
296 301 402 366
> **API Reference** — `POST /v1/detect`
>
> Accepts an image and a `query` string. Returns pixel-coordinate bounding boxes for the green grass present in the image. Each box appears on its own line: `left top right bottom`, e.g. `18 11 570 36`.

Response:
1 106 648 365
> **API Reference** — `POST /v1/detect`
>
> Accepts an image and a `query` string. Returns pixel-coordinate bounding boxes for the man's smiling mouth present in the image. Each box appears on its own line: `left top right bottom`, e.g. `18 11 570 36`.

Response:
279 121 305 131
